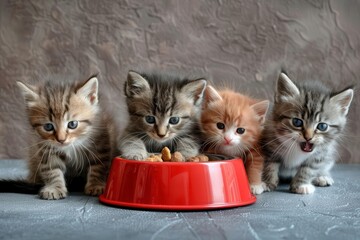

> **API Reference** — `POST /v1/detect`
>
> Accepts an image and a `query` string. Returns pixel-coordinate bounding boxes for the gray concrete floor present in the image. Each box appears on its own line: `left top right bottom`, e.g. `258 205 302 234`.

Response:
0 160 359 240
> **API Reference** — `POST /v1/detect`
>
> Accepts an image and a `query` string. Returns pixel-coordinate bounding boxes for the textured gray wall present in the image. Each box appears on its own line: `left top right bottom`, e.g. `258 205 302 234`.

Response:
0 0 359 162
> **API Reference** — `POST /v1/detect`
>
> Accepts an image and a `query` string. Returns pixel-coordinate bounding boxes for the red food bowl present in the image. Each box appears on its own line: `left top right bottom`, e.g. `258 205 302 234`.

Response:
99 157 256 210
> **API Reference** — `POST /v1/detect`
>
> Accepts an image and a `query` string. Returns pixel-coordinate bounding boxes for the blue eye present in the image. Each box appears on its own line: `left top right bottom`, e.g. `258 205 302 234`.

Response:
216 122 225 130
145 116 156 124
236 128 245 134
317 123 328 131
68 121 78 129
292 118 303 128
169 117 180 125
43 123 54 131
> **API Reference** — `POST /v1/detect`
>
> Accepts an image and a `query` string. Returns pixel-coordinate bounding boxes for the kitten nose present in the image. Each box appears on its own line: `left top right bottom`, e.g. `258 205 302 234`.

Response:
56 133 67 144
304 129 313 141
224 137 232 145
57 138 66 144
156 126 167 138
157 133 166 138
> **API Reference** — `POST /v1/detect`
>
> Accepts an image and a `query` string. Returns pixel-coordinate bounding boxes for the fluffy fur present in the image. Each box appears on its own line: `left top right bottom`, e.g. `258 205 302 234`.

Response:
261 72 353 194
1 75 116 200
118 70 207 161
200 86 269 194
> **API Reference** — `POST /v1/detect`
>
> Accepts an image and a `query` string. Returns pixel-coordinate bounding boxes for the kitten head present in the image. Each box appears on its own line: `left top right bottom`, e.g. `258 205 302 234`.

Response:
201 86 269 157
17 75 100 148
272 72 353 153
124 70 206 144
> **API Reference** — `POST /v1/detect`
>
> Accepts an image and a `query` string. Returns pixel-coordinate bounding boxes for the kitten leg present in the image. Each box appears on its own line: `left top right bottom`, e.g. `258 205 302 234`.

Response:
312 159 335 187
245 150 266 195
38 162 67 200
119 135 148 160
262 162 280 191
176 137 200 161
85 163 108 196
290 166 316 194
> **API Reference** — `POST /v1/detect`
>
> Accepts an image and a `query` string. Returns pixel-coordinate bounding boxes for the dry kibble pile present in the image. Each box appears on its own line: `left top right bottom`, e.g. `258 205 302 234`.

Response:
145 147 209 162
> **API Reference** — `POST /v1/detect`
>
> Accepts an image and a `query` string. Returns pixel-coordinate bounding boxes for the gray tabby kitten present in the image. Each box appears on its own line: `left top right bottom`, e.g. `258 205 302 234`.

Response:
261 72 353 194
8 75 115 200
119 70 207 161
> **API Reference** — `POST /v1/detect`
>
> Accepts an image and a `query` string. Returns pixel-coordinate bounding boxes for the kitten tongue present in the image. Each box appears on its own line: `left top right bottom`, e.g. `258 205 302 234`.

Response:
300 141 314 152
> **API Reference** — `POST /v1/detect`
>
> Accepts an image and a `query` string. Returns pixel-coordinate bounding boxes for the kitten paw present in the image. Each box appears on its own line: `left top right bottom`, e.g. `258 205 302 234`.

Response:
313 176 334 187
40 186 67 200
263 181 277 192
290 184 315 194
85 184 105 196
250 182 266 195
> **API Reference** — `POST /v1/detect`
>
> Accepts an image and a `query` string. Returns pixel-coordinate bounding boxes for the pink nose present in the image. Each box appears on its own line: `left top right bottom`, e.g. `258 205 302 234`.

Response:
224 137 232 145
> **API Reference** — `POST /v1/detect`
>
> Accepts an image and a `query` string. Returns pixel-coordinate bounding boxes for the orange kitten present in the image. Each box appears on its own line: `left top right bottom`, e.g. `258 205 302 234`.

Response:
200 86 269 194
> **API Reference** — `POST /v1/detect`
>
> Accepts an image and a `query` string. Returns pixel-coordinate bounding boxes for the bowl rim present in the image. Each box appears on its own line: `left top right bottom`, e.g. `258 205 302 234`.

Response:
99 194 256 211
112 156 242 165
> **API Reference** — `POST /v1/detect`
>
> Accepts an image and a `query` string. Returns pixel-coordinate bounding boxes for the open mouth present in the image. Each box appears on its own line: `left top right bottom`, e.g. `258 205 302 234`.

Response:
300 141 314 153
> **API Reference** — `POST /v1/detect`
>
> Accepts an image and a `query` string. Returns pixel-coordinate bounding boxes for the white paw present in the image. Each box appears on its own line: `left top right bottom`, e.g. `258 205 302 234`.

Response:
250 182 266 195
293 184 315 194
313 176 334 187
40 186 67 200
263 184 271 192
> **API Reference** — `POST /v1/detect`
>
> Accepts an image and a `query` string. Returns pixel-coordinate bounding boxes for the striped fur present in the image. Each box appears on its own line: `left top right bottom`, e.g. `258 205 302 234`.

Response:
119 70 207 161
261 72 353 194
13 75 115 199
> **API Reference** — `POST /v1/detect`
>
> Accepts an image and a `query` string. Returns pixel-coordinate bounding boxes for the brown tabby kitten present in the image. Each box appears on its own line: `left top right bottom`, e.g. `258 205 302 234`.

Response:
2 75 115 200
200 86 269 194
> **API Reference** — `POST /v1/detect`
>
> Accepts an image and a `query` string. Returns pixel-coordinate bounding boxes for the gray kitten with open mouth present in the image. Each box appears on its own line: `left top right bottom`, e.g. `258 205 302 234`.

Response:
261 72 353 194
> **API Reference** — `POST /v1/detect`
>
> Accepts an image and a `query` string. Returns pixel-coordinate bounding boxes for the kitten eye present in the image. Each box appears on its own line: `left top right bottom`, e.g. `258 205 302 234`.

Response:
317 122 328 131
292 118 303 128
236 128 245 134
68 120 78 129
216 122 225 130
169 117 180 125
145 116 156 124
43 123 54 132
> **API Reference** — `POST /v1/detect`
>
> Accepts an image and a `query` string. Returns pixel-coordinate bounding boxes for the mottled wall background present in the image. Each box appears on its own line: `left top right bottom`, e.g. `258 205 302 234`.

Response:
0 0 359 162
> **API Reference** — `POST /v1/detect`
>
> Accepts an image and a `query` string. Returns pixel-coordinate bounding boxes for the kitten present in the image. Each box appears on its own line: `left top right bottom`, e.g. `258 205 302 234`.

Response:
200 86 269 194
118 70 207 161
261 72 353 194
0 75 115 200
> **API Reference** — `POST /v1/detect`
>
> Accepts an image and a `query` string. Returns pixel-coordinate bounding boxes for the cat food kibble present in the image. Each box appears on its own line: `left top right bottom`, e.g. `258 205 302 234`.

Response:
171 151 184 162
161 147 172 161
198 154 209 162
144 147 207 162
147 154 163 162
187 156 199 162
187 154 209 162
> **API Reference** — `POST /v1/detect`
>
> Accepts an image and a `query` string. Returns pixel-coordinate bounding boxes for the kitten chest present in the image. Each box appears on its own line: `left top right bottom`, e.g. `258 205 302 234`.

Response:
281 143 311 168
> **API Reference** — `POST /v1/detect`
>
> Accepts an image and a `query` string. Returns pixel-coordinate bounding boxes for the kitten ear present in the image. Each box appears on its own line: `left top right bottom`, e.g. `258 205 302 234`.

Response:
276 72 300 102
330 88 353 116
125 71 150 97
204 86 222 104
250 100 270 124
182 78 207 105
17 81 39 106
77 76 99 105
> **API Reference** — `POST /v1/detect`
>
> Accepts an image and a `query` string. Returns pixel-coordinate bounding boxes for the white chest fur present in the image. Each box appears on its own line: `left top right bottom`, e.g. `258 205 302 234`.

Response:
281 139 312 168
